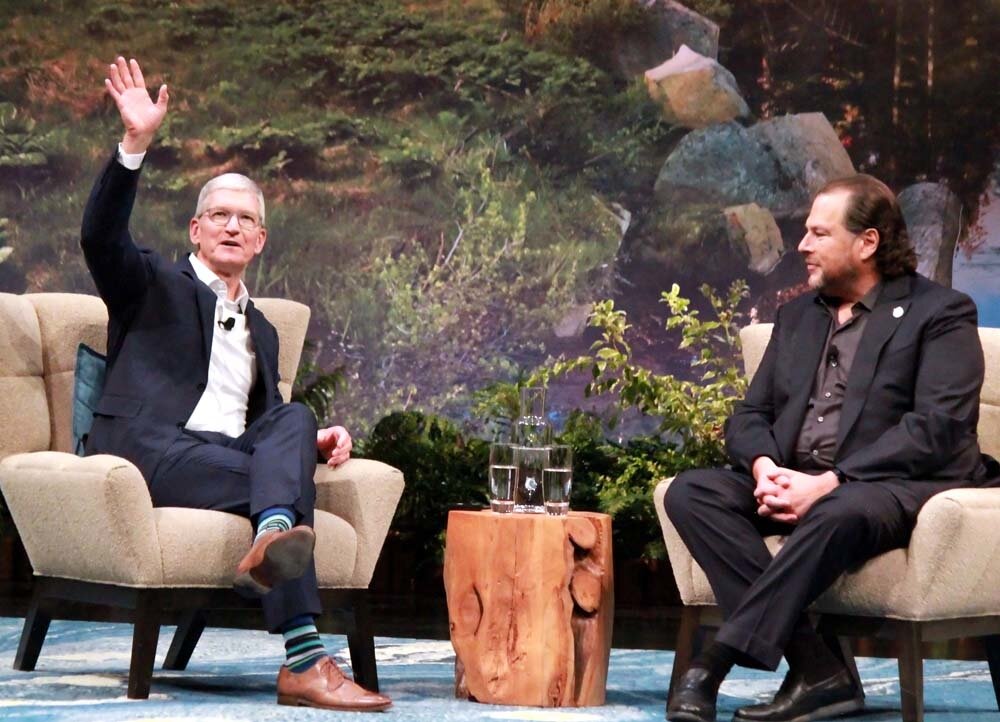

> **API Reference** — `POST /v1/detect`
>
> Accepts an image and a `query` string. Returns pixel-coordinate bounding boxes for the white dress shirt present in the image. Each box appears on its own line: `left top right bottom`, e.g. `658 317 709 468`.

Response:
184 254 257 437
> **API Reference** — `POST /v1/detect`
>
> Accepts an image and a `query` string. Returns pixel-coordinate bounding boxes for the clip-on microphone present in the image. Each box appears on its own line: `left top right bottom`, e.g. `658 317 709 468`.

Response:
218 317 236 331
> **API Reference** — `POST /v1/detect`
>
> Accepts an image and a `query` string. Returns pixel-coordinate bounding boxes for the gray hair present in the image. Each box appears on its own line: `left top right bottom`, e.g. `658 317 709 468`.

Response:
194 173 266 227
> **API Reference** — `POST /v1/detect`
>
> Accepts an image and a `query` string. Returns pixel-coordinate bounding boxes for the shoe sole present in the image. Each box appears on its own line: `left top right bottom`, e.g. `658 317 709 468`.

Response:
277 694 392 712
733 697 864 722
234 528 315 596
667 709 716 722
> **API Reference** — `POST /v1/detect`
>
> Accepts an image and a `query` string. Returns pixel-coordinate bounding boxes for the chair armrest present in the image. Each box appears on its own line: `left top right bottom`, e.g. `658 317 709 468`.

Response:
313 458 404 587
655 476 706 605
895 486 1000 618
0 451 163 586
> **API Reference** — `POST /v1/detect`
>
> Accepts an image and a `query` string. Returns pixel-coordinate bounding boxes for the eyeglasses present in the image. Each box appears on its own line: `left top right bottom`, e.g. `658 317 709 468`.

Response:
200 208 262 231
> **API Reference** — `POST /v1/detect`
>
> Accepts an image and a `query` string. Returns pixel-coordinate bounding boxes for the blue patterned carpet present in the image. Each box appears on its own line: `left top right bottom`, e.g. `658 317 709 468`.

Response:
0 616 996 721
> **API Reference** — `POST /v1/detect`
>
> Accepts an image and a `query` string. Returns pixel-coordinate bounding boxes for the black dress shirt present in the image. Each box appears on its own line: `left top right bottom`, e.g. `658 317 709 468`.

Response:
794 284 881 470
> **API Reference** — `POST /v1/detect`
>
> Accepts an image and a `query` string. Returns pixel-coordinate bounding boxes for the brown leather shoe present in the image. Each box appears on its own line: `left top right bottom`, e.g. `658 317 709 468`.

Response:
277 656 392 711
234 525 316 596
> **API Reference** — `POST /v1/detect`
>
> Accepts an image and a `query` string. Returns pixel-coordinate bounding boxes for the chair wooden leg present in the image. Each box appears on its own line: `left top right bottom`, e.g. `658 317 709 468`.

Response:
668 606 703 704
127 591 162 699
13 586 51 672
897 621 924 722
984 634 1000 712
346 592 379 693
163 610 206 671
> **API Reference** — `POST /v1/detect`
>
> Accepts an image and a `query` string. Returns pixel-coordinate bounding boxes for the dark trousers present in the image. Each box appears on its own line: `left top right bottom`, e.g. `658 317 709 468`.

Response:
150 402 321 632
663 469 940 670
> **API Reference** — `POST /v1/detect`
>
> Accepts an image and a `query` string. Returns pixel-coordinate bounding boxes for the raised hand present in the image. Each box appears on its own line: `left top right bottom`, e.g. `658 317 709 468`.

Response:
104 57 169 154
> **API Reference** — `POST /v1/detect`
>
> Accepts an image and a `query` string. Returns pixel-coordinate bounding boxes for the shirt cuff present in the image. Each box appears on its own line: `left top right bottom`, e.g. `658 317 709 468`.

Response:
116 143 146 170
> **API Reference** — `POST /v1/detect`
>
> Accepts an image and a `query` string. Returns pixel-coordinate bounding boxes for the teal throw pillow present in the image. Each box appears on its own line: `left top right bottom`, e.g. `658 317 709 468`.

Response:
72 343 107 456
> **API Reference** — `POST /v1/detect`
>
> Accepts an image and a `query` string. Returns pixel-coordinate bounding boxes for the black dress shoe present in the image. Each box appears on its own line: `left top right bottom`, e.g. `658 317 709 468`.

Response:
667 667 721 722
733 667 863 722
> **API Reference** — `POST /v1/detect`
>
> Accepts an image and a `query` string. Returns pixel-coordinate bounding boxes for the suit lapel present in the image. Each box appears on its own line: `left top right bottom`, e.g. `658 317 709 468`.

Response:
245 299 276 396
774 298 830 459
177 258 217 361
835 275 912 451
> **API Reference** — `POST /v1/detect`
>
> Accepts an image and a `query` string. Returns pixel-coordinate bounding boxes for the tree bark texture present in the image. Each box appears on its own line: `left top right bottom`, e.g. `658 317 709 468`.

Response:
443 510 614 707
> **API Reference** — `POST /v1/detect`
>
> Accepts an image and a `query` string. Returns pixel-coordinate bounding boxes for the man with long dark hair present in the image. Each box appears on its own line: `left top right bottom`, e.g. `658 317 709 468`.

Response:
665 174 997 722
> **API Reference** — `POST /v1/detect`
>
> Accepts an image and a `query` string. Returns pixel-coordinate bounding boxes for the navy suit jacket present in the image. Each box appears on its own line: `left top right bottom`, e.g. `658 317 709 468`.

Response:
80 153 283 483
725 273 994 496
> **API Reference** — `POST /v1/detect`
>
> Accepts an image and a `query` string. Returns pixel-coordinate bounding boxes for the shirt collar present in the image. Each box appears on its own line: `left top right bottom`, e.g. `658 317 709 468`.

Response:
815 282 882 315
188 253 249 311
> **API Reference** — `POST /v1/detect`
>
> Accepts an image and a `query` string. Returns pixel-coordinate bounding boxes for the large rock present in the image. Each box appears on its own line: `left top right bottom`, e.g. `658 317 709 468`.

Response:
645 45 749 128
653 122 786 209
655 113 855 218
898 182 962 287
722 203 783 274
528 0 719 79
754 113 855 204
613 0 720 78
631 203 782 279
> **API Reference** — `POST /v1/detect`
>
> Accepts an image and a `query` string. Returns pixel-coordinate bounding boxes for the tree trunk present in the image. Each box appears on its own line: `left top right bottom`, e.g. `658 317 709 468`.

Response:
443 510 614 707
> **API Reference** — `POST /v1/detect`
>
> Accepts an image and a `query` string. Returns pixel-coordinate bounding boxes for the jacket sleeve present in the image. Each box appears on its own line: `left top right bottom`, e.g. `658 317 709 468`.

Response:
724 306 785 473
835 293 984 482
80 151 155 313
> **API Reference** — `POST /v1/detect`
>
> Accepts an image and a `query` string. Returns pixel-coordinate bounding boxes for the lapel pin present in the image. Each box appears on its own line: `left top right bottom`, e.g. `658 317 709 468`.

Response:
893 306 904 318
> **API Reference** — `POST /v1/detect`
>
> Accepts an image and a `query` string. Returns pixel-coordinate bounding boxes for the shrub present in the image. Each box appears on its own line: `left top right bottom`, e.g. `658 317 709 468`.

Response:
358 411 489 573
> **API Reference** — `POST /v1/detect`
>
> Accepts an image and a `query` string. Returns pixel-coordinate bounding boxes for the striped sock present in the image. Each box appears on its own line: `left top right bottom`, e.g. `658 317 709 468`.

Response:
281 616 326 673
254 507 294 544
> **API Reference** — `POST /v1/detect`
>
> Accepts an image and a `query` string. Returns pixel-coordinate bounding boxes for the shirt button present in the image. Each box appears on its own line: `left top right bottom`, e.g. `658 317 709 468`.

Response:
817 416 825 423
824 392 832 399
811 449 819 456
830 360 838 367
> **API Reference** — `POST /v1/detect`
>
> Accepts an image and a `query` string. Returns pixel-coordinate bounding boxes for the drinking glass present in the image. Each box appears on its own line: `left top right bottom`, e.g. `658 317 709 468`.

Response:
488 443 517 513
513 444 548 513
542 444 573 516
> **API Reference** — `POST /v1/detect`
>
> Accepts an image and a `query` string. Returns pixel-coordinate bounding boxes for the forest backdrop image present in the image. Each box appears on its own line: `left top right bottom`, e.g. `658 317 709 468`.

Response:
1 0 998 571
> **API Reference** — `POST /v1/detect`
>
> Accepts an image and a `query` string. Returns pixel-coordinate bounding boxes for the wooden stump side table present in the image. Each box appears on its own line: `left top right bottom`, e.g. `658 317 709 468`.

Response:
443 510 614 707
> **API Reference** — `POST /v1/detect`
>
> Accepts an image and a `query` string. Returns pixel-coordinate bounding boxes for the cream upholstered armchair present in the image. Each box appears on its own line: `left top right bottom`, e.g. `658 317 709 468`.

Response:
655 323 1000 722
0 292 404 699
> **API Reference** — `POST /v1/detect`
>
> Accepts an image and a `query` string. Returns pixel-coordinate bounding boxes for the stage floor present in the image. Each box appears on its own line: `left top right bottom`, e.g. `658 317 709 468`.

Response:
0 616 996 720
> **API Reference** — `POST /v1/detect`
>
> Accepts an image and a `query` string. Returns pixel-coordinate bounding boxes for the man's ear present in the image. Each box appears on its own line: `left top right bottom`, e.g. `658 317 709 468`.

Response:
189 217 201 248
858 227 880 262
253 227 267 256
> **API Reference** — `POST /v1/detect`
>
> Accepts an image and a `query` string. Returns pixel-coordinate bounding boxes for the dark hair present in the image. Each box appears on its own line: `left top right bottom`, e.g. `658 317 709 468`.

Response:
816 174 917 279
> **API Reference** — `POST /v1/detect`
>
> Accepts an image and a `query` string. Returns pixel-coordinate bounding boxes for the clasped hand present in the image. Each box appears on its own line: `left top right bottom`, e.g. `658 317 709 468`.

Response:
751 457 840 525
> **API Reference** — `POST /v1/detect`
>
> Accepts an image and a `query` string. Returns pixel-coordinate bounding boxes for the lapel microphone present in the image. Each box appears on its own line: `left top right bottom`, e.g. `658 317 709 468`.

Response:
218 317 236 331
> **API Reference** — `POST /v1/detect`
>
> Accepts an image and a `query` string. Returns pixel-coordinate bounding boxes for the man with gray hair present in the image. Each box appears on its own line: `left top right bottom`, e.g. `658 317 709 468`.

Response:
81 56 390 712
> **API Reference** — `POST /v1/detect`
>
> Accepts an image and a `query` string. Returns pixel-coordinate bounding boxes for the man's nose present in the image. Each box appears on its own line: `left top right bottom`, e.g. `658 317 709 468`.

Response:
224 214 241 232
798 234 811 253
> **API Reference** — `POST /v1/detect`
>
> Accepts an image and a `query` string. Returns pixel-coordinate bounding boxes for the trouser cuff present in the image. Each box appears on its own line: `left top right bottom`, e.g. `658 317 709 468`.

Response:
715 624 783 671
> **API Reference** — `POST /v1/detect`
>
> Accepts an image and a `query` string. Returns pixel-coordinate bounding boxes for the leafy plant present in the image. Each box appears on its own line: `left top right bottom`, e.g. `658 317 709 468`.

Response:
533 280 750 469
0 103 49 171
471 281 750 559
291 341 346 427
358 411 489 574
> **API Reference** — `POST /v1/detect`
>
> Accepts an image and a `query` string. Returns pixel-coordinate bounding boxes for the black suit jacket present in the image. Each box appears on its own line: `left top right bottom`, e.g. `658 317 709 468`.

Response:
80 153 284 482
725 274 993 492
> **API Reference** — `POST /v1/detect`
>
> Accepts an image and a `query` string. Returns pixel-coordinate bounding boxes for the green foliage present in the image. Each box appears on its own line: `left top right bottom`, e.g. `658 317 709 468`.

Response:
471 281 751 559
359 411 489 570
534 280 750 469
291 341 346 427
0 103 49 171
